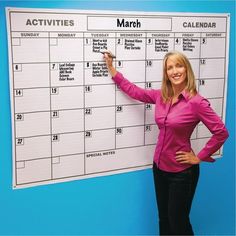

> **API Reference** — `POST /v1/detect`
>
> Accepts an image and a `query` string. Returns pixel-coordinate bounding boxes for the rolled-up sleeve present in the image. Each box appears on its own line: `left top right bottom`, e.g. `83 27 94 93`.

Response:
112 72 159 104
196 98 229 162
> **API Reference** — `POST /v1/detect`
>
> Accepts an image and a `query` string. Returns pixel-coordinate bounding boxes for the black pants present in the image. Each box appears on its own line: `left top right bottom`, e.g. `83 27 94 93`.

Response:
153 162 199 236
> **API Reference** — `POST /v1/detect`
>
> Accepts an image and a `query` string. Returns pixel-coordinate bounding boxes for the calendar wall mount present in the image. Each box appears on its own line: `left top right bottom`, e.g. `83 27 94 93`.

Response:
6 8 230 188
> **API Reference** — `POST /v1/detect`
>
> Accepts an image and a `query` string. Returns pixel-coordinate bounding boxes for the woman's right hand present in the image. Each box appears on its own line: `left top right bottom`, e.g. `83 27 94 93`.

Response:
103 52 117 77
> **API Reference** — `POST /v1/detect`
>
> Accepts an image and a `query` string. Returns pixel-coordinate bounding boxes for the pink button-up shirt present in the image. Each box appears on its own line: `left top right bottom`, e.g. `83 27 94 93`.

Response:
113 72 229 172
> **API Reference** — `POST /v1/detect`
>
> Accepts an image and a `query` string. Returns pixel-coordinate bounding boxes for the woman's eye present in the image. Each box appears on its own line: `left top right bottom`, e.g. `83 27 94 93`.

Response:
176 64 183 68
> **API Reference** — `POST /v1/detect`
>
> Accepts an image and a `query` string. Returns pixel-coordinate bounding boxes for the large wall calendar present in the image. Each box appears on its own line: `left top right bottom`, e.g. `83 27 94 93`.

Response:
6 8 230 188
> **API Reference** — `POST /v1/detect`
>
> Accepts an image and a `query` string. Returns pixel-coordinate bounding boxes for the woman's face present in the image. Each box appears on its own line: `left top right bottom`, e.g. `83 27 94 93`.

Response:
166 56 187 90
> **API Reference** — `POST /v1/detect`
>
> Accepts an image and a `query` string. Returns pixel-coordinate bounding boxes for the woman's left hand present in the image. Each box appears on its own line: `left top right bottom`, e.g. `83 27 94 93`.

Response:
175 150 201 164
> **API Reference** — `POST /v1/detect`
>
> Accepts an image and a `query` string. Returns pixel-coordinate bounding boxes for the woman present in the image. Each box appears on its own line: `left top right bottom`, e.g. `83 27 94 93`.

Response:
103 50 229 235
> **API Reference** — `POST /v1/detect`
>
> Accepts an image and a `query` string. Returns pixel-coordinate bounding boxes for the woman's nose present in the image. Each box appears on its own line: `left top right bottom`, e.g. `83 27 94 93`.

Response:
172 66 178 74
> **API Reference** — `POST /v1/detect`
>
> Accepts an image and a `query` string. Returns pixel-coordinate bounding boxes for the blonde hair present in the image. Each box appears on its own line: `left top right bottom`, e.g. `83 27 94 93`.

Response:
161 51 197 102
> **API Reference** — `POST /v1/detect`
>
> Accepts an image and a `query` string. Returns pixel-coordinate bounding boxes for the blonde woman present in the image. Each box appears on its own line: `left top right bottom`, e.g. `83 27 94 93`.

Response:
104 51 229 235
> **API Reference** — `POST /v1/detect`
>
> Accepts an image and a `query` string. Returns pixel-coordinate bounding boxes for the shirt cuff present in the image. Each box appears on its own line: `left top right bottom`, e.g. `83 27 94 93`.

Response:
197 151 216 163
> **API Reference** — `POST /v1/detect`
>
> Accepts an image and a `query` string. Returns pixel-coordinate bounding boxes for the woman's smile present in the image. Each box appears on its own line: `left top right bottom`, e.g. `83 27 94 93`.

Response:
166 57 187 89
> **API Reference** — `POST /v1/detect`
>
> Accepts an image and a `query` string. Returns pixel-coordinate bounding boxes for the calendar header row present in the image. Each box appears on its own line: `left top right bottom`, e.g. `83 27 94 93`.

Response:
9 11 227 33
11 31 226 38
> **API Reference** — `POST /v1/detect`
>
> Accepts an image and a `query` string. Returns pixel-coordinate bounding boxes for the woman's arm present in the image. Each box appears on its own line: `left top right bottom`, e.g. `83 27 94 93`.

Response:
196 98 229 162
103 52 159 104
112 72 159 104
104 51 117 77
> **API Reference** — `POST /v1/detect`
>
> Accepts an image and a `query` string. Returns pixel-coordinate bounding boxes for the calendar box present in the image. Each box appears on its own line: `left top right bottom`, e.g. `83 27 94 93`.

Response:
85 106 115 130
52 132 84 156
118 61 145 83
50 36 84 62
116 126 145 148
85 129 115 153
16 158 51 185
52 154 85 178
52 109 84 133
51 86 84 110
15 111 50 137
12 37 21 46
14 88 50 113
7 8 229 188
116 104 145 127
14 63 49 88
16 136 51 161
85 84 115 107
145 124 159 145
200 58 225 78
12 38 49 63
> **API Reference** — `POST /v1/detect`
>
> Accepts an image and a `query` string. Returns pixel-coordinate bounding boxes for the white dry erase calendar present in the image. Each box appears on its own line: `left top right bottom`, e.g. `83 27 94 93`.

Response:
6 8 230 188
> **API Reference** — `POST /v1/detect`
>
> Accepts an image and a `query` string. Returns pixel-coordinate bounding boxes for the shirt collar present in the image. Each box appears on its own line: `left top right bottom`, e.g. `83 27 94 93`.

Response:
179 90 190 101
